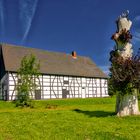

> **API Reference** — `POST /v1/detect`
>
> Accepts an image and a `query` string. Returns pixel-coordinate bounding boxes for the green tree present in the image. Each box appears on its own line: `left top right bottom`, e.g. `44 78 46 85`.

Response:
110 49 140 116
16 54 40 107
110 12 140 116
108 77 116 97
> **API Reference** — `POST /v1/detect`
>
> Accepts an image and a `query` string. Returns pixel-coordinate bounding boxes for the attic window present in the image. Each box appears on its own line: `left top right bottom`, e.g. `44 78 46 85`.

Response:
64 80 69 84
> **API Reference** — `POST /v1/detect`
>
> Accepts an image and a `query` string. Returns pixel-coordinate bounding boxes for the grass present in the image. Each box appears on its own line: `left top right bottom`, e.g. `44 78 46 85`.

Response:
0 97 140 140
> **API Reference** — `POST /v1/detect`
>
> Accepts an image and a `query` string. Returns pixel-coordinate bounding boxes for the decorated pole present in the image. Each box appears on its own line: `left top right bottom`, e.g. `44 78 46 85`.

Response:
110 11 140 116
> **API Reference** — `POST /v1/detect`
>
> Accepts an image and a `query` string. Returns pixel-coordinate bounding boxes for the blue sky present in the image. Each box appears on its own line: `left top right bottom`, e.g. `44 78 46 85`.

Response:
0 0 140 74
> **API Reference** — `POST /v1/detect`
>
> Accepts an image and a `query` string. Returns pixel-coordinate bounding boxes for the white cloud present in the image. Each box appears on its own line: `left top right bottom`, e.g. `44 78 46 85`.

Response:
0 0 5 36
133 31 140 44
99 65 110 75
133 16 140 22
132 15 140 43
19 0 38 43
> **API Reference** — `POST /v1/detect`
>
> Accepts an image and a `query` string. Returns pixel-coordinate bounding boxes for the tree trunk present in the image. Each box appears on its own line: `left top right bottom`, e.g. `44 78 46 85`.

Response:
115 90 140 117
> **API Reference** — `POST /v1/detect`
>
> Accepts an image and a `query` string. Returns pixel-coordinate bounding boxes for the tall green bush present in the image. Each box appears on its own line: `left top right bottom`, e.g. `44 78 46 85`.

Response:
16 54 40 107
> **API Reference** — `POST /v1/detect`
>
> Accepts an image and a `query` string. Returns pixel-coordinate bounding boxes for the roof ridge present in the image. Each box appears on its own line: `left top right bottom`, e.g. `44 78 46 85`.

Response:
2 43 90 59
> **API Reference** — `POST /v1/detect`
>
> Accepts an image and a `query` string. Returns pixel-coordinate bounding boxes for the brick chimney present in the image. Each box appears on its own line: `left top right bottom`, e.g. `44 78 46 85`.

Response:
72 51 77 58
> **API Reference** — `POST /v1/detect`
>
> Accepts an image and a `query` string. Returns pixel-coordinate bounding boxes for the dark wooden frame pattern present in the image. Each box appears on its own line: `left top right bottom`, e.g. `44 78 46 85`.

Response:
0 73 9 100
8 72 108 100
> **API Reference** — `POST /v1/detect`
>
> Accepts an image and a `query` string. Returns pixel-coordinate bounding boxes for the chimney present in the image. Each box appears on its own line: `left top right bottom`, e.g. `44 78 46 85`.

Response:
72 51 77 58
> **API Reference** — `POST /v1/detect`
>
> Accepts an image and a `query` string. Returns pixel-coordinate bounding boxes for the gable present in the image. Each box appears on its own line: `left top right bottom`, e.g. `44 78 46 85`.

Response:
0 44 6 79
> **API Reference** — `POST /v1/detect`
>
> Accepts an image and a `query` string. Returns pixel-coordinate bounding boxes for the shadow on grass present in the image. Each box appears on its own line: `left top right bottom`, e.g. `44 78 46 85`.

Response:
73 109 116 117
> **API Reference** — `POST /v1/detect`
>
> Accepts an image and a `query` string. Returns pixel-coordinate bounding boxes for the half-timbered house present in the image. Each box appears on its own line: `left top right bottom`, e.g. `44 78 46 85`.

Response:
0 44 108 100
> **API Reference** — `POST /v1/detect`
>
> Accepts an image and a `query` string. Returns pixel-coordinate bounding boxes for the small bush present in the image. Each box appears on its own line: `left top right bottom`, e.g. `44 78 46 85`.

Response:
15 94 34 108
45 104 58 109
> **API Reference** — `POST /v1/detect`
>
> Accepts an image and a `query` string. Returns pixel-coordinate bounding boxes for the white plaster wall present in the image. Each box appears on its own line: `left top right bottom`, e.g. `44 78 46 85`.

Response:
7 72 109 100
0 73 9 100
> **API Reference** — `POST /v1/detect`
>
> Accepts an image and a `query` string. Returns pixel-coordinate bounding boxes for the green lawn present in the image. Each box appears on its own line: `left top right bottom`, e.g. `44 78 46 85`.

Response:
0 97 140 140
